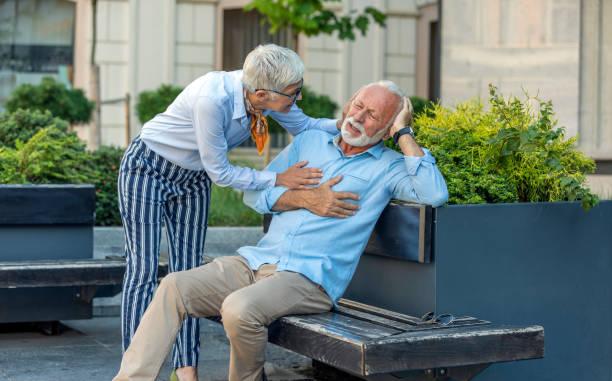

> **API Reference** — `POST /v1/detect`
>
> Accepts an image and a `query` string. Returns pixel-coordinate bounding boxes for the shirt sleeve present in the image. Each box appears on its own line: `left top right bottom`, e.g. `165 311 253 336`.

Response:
386 148 449 207
193 96 276 191
268 103 339 136
243 136 301 214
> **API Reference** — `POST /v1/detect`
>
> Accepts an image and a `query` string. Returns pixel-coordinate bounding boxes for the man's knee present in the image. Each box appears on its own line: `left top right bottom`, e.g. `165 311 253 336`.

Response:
220 292 264 338
157 272 182 299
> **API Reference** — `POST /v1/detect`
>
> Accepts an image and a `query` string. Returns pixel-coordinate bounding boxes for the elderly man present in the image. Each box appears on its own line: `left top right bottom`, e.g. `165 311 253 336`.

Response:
113 81 448 381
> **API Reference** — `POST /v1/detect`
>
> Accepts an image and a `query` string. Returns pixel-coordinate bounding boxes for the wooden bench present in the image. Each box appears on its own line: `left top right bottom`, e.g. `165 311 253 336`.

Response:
0 184 167 326
253 205 544 380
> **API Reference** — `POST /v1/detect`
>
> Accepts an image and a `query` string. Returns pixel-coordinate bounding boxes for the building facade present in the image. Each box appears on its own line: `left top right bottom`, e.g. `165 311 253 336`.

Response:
1 0 609 195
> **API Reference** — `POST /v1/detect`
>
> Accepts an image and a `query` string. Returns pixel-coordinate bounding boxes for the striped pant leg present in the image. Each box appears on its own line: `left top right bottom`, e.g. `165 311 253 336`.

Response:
163 171 211 368
117 139 166 352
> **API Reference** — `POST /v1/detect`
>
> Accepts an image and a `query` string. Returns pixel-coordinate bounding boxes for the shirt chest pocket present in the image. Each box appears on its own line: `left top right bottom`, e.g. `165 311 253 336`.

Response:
331 173 371 196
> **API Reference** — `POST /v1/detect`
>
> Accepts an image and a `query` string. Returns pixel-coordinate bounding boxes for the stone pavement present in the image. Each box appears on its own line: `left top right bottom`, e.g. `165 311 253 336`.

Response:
0 226 316 381
0 317 310 381
0 317 313 381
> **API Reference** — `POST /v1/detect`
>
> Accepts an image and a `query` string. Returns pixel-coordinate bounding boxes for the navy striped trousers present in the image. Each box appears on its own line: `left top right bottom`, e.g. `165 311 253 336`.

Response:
118 137 211 368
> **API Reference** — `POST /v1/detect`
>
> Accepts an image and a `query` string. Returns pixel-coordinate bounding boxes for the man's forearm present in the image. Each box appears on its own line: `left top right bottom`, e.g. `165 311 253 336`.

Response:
271 189 313 212
397 134 424 157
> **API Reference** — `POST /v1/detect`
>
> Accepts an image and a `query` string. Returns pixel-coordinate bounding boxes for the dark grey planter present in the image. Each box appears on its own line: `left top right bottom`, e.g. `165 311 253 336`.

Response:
346 200 612 381
0 184 95 323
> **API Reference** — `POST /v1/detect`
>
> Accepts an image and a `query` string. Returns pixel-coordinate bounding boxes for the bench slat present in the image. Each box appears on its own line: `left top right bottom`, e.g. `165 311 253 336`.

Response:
0 259 168 288
266 302 544 377
364 325 545 375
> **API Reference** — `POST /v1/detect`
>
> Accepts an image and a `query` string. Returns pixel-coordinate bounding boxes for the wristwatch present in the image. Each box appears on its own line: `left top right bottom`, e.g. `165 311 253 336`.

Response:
392 126 415 144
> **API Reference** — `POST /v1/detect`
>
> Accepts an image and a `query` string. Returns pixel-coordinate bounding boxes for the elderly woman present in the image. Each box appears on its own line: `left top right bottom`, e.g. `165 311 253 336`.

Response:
118 44 340 381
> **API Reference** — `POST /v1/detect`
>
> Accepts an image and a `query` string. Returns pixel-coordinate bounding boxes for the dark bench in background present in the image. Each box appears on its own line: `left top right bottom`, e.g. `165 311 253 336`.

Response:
0 184 167 331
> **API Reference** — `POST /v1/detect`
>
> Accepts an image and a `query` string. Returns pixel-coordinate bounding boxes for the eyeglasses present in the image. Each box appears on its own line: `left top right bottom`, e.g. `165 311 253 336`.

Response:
256 80 303 104
421 312 455 326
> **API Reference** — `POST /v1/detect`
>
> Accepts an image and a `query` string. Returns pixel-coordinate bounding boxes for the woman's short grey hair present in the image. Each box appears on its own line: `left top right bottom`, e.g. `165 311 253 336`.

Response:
242 44 305 97
365 80 413 127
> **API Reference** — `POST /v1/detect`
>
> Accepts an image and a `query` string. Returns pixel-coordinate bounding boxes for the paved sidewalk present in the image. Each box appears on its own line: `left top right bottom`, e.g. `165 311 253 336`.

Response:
0 317 313 381
0 227 315 381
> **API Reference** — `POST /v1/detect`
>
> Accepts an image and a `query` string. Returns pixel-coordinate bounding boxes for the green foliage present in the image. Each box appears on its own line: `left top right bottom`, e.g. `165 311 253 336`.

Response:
245 0 386 40
136 84 183 124
0 126 93 184
5 77 94 124
0 108 69 148
408 96 433 118
387 85 599 210
89 145 124 226
209 184 263 226
267 84 338 133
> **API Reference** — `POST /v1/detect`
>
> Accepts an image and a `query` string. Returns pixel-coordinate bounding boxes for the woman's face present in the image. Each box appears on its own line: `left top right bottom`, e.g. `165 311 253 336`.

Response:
257 80 303 114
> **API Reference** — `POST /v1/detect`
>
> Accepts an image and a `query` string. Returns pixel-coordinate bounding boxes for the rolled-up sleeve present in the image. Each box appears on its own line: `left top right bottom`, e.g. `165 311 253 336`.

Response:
193 96 276 190
387 148 449 207
243 138 299 213
268 103 338 136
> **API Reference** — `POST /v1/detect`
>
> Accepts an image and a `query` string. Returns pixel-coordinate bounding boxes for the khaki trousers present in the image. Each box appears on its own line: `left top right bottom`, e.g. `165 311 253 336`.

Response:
113 255 333 381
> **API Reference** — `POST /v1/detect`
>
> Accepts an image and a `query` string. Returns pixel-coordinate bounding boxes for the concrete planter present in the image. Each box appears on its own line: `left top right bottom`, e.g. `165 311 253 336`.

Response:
0 184 95 323
347 200 612 381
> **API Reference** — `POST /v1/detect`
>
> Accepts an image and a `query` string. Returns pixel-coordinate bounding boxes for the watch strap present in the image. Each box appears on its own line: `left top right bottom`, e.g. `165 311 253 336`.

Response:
393 126 414 144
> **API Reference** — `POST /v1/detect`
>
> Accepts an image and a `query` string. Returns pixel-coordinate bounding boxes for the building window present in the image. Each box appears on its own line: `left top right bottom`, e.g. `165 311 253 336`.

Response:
0 0 75 109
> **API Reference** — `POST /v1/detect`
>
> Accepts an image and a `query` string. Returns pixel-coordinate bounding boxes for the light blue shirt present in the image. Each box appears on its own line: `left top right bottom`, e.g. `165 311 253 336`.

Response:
239 130 448 303
140 70 338 190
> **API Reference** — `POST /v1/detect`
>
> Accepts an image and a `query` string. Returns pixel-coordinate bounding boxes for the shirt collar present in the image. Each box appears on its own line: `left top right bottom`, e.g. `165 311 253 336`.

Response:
331 134 384 159
231 70 247 120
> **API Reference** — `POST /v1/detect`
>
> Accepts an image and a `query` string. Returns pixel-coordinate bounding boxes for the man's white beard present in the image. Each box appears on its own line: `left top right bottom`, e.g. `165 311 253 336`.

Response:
341 117 388 147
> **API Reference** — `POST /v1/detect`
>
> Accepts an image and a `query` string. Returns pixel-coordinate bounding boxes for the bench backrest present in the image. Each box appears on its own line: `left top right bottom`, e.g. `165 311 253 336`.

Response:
265 202 434 316
344 202 435 316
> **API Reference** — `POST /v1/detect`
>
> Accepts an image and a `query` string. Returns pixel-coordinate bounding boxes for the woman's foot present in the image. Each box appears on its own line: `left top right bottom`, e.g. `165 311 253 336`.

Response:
173 366 198 381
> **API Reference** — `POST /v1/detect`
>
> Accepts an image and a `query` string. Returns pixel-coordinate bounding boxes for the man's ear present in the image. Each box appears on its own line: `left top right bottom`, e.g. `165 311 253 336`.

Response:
382 129 392 141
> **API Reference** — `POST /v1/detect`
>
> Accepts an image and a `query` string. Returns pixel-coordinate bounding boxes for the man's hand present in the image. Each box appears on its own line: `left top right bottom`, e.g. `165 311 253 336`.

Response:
302 175 360 218
276 161 323 189
272 175 360 218
388 97 414 138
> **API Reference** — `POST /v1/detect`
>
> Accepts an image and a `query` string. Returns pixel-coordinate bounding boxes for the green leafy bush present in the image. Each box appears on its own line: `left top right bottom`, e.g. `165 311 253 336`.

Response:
89 145 124 226
387 85 598 210
0 108 69 148
5 77 94 124
136 84 183 124
209 184 263 226
267 84 339 133
0 126 93 184
409 96 432 118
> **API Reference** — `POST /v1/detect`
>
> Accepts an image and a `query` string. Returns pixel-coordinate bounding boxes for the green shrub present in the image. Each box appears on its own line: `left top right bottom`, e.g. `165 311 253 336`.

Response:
266 85 339 133
5 77 94 124
89 145 124 226
136 84 183 124
409 96 432 118
209 184 263 226
0 108 69 148
387 85 599 210
0 126 93 184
